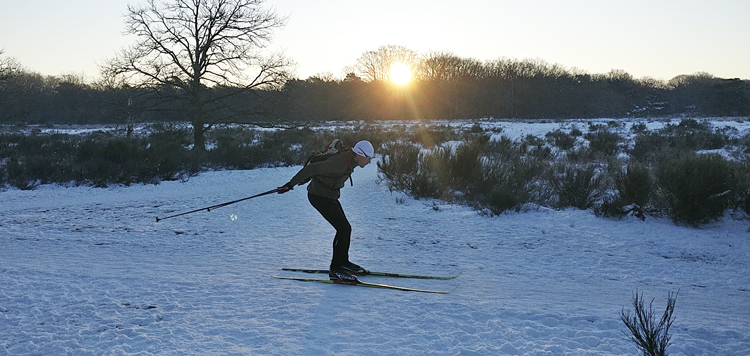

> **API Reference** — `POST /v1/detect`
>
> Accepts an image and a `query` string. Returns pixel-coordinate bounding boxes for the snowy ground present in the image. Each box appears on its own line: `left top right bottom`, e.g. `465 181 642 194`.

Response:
1 163 749 355
2 118 750 355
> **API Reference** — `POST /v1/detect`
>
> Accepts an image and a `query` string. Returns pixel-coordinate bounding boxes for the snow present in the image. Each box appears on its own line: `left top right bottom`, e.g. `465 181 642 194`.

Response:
2 119 750 355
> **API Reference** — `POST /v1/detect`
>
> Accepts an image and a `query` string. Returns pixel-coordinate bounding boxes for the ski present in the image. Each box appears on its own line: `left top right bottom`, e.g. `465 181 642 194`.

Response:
272 275 450 294
281 268 461 280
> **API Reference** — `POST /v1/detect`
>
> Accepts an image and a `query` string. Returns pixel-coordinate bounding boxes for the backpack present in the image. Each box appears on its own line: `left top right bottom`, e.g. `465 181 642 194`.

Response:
302 139 354 186
304 139 349 166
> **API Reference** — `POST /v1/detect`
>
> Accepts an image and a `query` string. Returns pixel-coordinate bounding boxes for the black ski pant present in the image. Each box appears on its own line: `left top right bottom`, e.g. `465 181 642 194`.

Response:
308 193 351 268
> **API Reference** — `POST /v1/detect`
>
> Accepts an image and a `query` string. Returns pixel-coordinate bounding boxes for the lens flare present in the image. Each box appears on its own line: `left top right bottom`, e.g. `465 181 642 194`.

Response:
389 62 412 85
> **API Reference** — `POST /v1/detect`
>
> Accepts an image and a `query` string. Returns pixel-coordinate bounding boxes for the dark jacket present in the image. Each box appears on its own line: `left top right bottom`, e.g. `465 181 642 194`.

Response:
287 150 356 199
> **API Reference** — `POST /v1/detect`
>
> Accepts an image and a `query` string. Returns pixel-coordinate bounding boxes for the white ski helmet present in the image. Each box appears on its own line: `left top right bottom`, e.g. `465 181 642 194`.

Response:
353 140 375 159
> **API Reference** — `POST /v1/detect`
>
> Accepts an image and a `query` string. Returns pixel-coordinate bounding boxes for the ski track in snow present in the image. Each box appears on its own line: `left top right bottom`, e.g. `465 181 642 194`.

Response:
2 119 750 355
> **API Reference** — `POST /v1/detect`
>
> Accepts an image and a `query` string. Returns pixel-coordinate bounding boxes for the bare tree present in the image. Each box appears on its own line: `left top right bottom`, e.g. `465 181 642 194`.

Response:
348 45 421 82
103 0 292 151
1 50 24 82
419 53 486 83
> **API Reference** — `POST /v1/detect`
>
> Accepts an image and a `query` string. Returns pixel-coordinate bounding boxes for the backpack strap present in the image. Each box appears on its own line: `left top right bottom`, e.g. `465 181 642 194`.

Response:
343 149 355 186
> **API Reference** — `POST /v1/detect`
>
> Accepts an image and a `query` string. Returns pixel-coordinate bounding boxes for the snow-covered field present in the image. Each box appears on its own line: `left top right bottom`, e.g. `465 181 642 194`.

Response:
2 119 750 355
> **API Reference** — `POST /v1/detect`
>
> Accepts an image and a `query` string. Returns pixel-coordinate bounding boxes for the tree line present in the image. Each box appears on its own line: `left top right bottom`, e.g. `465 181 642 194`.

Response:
275 45 750 121
2 46 749 134
3 0 749 155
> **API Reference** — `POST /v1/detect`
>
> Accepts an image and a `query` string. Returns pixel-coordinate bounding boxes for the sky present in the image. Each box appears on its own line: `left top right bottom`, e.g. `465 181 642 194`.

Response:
1 0 749 81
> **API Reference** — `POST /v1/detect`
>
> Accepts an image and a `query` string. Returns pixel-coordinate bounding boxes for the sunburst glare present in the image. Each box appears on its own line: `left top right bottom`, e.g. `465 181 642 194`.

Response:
389 62 412 85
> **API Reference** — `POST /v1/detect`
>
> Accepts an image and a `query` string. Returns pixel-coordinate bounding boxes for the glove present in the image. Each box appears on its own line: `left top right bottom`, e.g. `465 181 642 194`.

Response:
277 182 294 194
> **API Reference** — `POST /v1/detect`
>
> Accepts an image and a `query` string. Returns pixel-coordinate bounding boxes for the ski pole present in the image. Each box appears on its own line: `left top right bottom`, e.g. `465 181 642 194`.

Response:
156 188 279 222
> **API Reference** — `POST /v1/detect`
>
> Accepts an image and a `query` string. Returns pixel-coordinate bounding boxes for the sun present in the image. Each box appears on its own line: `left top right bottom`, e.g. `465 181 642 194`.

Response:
389 62 412 85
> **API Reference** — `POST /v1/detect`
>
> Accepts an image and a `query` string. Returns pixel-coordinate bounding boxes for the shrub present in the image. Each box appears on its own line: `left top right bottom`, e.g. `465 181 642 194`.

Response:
448 138 487 193
630 132 669 162
621 291 677 356
208 128 262 169
673 118 708 132
734 161 750 215
655 153 736 225
378 134 538 210
2 133 80 188
478 155 542 214
411 124 460 148
630 120 727 164
79 137 147 186
588 122 607 132
586 130 621 157
0 130 199 189
631 122 647 134
617 162 652 209
596 162 652 219
519 134 552 159
410 152 442 199
546 129 576 150
4 119 748 227
740 133 750 154
461 138 549 214
549 163 604 210
144 129 198 181
480 186 520 215
377 139 485 201
377 142 423 194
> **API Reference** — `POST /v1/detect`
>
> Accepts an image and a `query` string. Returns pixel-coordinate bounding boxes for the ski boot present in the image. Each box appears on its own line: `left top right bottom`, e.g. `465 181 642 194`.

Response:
329 265 358 284
341 261 369 276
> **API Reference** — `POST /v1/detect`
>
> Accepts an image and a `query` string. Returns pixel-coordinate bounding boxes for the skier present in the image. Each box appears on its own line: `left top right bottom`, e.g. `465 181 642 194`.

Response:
277 140 375 282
